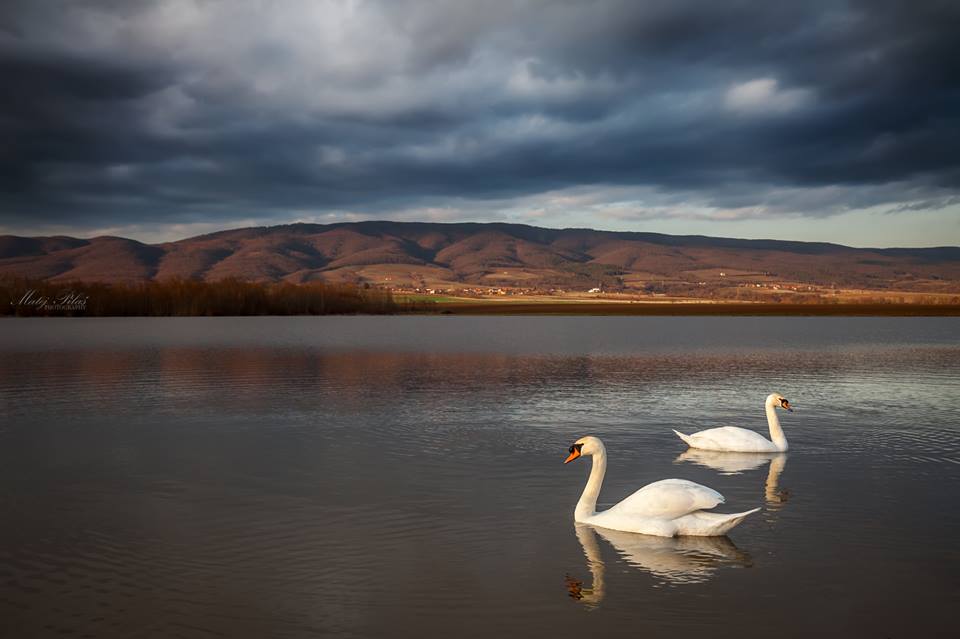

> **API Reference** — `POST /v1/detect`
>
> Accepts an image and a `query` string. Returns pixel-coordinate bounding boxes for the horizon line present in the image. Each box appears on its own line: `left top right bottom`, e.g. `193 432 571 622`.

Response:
3 219 960 252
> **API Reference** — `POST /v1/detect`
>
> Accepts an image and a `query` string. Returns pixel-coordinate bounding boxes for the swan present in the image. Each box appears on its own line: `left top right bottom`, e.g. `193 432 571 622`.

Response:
564 436 759 537
673 393 793 453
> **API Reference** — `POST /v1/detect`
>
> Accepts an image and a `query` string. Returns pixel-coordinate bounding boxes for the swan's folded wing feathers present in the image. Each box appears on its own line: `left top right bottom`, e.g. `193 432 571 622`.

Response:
609 479 724 520
689 426 774 452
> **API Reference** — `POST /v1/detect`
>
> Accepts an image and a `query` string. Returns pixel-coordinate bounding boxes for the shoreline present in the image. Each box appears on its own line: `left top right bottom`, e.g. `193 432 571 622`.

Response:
3 302 960 317
422 301 960 316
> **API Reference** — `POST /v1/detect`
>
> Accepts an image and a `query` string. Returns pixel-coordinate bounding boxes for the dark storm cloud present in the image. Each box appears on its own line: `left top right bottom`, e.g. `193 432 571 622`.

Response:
0 0 958 232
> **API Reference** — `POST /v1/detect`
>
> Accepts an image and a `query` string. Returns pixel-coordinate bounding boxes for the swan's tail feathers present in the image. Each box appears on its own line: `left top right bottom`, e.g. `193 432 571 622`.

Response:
672 507 761 537
673 429 695 448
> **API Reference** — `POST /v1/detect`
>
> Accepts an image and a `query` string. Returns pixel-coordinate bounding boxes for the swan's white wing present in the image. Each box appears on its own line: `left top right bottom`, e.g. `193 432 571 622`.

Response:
606 479 724 520
683 426 776 452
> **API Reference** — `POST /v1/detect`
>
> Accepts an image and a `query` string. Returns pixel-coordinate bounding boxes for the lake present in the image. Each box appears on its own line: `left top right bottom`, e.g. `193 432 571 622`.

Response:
1 317 958 638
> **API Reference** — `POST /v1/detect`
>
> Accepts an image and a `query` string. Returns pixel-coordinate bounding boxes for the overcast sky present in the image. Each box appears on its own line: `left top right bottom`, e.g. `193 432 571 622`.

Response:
1 0 958 246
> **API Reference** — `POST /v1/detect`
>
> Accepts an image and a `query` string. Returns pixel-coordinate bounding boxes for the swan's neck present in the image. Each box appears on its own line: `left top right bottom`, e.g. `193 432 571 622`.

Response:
575 449 607 521
765 402 788 451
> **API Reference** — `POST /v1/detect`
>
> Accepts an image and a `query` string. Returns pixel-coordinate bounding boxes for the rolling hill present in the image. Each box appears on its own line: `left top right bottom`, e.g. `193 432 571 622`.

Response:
1 221 959 294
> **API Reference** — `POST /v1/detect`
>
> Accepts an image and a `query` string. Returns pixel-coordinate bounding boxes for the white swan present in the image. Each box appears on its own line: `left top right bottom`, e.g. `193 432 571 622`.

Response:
673 393 793 453
564 436 759 537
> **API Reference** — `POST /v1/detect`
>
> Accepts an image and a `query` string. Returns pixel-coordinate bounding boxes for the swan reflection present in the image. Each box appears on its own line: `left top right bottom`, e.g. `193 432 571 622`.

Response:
567 523 752 605
675 450 790 507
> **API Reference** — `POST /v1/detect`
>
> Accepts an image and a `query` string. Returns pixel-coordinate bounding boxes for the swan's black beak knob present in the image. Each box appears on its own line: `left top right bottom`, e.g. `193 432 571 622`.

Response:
781 399 793 412
564 443 583 464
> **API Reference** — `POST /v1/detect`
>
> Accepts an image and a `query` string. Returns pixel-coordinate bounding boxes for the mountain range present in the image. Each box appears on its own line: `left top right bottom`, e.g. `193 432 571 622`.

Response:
2 222 959 293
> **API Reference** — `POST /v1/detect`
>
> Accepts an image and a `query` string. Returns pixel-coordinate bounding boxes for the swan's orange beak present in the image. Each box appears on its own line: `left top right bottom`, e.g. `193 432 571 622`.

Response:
564 449 581 464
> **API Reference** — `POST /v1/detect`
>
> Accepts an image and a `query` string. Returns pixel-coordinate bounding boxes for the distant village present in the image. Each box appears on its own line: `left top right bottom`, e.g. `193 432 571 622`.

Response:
372 263 960 304
388 280 824 299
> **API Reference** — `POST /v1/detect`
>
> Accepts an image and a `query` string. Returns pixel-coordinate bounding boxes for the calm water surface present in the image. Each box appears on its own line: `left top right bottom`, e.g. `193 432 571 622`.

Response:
1 317 958 638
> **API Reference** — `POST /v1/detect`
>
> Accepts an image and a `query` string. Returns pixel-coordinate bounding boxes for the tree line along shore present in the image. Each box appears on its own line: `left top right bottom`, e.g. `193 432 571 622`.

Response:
2 277 959 317
1 277 397 316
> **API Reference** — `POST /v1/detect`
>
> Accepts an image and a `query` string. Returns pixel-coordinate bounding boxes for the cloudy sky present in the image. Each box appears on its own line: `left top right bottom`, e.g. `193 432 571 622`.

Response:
1 0 958 246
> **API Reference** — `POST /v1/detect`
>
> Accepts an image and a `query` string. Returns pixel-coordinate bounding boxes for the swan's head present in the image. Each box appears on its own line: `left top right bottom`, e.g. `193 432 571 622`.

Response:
767 392 793 412
564 436 605 463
